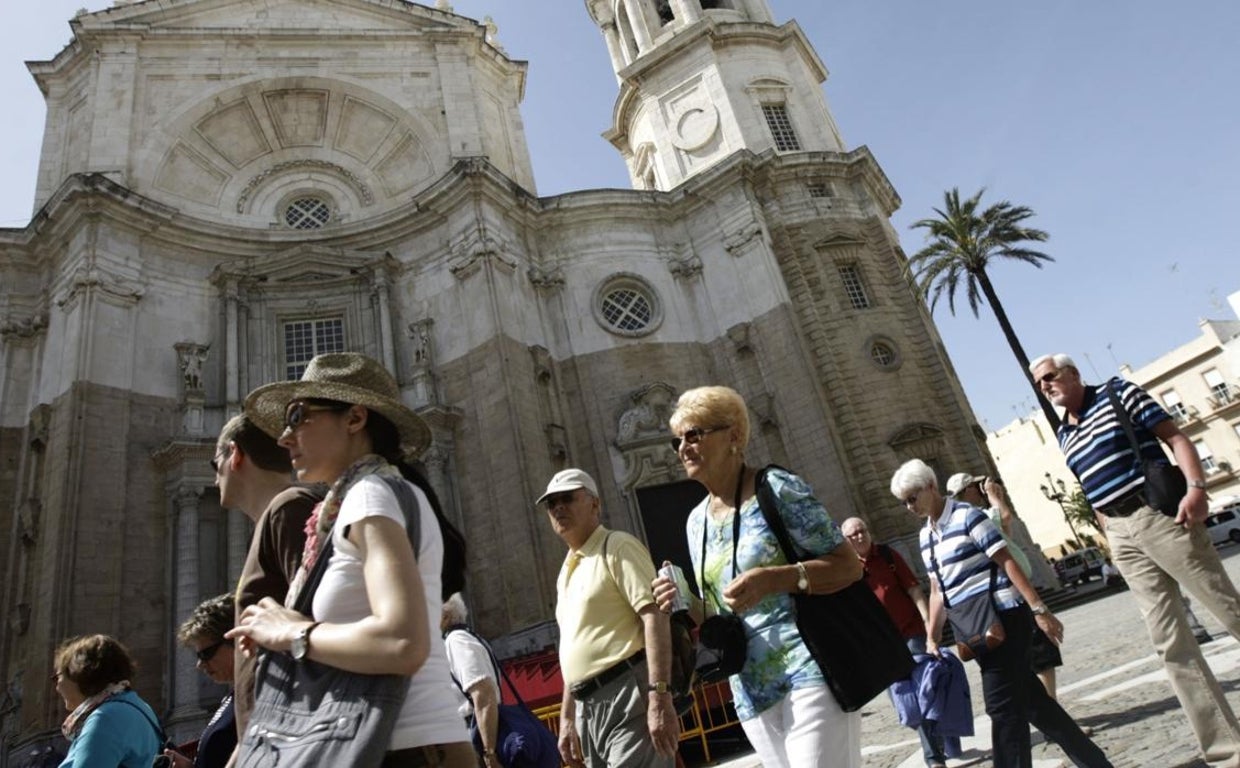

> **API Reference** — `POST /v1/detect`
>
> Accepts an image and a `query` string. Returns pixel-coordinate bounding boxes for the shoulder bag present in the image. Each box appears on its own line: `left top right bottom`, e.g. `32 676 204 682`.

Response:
236 476 422 768
446 628 560 768
753 465 914 711
926 532 1004 662
1105 383 1186 516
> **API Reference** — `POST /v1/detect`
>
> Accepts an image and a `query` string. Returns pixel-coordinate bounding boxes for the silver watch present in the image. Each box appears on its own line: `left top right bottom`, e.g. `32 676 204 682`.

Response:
1189 479 1207 490
290 621 320 661
1030 604 1050 616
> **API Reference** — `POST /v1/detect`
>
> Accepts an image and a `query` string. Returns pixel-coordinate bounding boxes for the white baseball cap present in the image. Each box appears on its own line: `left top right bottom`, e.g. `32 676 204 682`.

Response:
535 468 600 505
946 472 984 496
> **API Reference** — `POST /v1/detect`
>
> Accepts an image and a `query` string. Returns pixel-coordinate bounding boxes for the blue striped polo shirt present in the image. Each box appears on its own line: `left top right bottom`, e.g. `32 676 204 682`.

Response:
920 499 1019 609
1057 377 1170 508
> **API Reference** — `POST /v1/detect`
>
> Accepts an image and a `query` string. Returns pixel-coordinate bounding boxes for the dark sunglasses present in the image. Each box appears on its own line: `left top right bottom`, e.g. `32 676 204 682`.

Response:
284 402 347 431
195 640 228 663
209 446 231 473
1038 370 1063 384
902 491 921 507
670 425 728 452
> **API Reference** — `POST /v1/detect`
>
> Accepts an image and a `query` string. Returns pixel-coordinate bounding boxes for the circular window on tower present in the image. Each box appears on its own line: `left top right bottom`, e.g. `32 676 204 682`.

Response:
593 274 663 337
283 196 332 230
866 336 902 371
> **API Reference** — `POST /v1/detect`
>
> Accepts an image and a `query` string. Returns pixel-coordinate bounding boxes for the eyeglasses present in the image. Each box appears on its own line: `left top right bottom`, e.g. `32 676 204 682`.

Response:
902 491 921 508
1037 370 1063 385
670 426 729 452
284 402 347 431
195 640 227 664
209 445 231 474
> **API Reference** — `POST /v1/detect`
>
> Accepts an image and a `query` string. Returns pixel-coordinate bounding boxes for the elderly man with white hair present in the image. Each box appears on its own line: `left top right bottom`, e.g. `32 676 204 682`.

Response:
1032 352 1240 767
891 459 1111 768
441 594 502 767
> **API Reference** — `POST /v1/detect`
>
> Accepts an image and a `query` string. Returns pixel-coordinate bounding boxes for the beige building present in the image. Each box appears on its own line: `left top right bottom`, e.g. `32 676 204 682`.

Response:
988 289 1240 558
0 0 993 757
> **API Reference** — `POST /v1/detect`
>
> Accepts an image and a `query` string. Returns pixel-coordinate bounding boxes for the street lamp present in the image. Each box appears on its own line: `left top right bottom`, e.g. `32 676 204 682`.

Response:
1040 472 1085 549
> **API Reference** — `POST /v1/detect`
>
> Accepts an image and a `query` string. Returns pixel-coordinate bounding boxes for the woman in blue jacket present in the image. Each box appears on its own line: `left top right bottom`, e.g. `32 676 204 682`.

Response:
54 634 162 768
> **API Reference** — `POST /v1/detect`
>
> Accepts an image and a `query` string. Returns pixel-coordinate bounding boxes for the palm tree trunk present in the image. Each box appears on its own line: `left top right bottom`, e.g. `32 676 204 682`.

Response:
975 270 1062 431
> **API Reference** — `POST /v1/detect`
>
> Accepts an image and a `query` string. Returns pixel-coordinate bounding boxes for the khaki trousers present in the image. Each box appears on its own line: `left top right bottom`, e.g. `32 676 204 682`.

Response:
1106 506 1240 767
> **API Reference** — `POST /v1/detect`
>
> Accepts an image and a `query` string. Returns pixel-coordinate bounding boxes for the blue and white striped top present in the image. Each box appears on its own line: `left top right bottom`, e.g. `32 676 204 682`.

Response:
920 499 1019 609
1057 377 1170 508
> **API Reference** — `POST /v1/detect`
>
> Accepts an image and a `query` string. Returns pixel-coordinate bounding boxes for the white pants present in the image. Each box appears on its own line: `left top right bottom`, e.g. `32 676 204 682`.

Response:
740 684 861 768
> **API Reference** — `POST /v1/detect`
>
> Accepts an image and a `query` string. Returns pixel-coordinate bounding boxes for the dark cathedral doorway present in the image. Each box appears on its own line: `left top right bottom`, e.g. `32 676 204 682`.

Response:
636 480 708 598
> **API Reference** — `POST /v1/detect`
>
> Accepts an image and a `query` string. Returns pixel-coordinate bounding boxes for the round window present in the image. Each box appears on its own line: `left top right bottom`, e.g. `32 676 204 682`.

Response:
866 337 901 370
284 197 332 230
593 275 662 337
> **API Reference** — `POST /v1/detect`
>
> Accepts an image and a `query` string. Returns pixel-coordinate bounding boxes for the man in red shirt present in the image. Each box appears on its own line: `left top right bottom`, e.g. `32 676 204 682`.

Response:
843 517 945 768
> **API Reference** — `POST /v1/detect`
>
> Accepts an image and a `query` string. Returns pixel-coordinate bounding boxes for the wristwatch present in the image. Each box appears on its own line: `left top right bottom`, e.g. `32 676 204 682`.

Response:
1030 605 1051 616
1189 479 1207 490
290 621 321 661
648 681 671 695
794 562 810 593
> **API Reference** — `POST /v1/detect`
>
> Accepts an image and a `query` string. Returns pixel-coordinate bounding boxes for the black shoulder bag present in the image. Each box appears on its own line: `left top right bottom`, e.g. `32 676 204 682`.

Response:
1105 383 1187 516
753 465 914 711
694 468 749 684
237 476 423 768
926 540 1004 662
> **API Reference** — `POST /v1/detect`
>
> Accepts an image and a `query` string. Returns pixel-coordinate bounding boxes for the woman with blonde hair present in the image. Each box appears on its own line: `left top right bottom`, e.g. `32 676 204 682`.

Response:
651 385 864 768
227 353 473 767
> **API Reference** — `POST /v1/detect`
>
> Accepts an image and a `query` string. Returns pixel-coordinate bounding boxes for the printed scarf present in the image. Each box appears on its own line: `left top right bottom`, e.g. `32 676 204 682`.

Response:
285 454 403 604
61 681 130 741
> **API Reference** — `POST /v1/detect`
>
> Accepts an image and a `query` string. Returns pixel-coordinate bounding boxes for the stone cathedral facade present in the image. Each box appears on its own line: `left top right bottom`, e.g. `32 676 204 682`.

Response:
0 0 991 757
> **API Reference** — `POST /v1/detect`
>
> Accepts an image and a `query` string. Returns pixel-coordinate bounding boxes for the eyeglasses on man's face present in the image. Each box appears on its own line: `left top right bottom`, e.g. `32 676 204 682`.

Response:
209 445 231 474
1037 369 1063 385
902 490 921 508
670 425 729 453
283 402 347 431
195 640 227 664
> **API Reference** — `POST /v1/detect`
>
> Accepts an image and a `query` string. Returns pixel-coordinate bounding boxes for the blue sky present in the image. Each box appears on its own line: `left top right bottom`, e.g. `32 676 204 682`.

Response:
3 1 1238 432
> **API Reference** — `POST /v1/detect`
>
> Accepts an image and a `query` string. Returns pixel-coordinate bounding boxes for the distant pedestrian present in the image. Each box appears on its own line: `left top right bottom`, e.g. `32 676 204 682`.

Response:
842 517 947 768
165 595 236 768
441 594 502 767
1033 352 1240 766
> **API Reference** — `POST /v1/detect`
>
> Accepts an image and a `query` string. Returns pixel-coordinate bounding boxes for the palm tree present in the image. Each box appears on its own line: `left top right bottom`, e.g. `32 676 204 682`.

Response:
909 187 1059 430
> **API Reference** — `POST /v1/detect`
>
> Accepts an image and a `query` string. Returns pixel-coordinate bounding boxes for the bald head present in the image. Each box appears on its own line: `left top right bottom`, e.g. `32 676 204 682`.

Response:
842 517 872 557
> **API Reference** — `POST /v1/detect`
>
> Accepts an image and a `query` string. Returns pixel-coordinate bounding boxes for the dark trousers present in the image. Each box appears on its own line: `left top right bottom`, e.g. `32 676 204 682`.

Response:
977 605 1112 768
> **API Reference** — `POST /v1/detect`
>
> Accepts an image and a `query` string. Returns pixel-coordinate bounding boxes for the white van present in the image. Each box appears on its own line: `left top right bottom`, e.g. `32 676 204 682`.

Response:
1204 503 1240 546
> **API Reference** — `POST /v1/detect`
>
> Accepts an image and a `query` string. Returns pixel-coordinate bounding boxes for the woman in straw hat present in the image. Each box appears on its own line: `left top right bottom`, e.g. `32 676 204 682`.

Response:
226 352 473 767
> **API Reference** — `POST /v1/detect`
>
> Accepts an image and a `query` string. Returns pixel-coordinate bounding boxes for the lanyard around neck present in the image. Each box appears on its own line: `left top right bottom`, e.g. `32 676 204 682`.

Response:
701 465 745 611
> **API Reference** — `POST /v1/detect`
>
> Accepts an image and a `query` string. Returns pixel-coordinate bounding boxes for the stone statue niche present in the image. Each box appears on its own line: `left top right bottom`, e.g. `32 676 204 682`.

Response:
174 342 210 435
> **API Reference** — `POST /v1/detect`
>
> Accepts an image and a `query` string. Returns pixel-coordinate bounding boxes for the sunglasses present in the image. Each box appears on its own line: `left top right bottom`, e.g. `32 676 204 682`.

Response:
284 402 347 431
195 640 228 664
670 426 728 452
902 491 921 508
209 446 231 474
1038 370 1063 384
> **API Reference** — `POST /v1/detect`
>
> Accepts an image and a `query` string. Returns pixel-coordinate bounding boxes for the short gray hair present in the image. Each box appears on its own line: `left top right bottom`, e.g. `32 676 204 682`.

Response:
1029 353 1076 375
890 459 938 499
442 593 469 626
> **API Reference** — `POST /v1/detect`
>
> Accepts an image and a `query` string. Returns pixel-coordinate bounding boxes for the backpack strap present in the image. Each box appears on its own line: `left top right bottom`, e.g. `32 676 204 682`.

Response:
104 696 169 749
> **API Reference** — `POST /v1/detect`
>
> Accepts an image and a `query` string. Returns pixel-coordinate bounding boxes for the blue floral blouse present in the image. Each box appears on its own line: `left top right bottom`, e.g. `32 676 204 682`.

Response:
685 467 845 720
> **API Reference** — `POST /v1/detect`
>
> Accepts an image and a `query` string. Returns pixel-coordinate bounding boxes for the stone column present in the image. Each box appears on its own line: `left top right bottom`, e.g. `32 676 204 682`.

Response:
372 274 396 373
622 0 654 52
224 281 240 411
169 485 202 720
670 0 701 24
601 22 628 73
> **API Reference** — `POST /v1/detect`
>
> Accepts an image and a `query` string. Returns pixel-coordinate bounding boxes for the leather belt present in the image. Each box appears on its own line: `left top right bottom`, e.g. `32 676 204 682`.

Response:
1098 490 1145 518
569 650 645 699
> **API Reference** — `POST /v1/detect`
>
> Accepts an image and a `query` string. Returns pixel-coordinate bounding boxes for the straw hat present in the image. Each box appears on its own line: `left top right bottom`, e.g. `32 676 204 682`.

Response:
244 353 431 457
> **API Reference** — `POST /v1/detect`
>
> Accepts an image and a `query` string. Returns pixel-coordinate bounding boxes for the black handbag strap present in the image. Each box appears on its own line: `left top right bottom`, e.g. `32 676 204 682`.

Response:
699 465 745 613
752 465 804 568
1103 382 1145 473
925 518 998 612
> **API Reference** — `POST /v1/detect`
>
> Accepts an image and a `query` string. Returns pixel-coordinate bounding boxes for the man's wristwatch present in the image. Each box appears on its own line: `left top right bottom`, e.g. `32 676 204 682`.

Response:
1189 479 1207 490
290 621 321 661
648 681 671 695
1030 605 1051 616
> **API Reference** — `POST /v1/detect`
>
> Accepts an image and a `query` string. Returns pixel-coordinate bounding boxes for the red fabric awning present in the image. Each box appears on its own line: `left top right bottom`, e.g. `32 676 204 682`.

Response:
499 649 564 710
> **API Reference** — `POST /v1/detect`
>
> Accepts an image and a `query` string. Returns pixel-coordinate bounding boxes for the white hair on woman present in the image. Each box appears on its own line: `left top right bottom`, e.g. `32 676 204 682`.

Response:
1028 353 1076 375
890 459 939 499
442 592 469 626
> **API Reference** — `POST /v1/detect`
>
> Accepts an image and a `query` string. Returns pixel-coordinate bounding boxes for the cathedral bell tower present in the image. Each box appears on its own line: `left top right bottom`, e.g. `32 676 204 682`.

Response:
586 0 848 190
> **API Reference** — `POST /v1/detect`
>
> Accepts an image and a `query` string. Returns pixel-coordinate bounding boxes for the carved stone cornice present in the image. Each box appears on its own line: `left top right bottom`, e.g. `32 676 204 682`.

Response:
235 159 374 214
0 312 48 341
151 438 214 473
447 227 516 280
527 265 565 292
55 265 144 310
667 253 702 280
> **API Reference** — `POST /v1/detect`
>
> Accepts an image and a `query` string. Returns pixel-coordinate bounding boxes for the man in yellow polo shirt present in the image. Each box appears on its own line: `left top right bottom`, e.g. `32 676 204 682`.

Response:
539 468 679 768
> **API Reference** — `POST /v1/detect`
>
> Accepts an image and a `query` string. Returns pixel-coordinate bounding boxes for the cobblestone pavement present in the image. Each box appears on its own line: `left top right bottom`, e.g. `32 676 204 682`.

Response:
707 545 1240 768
